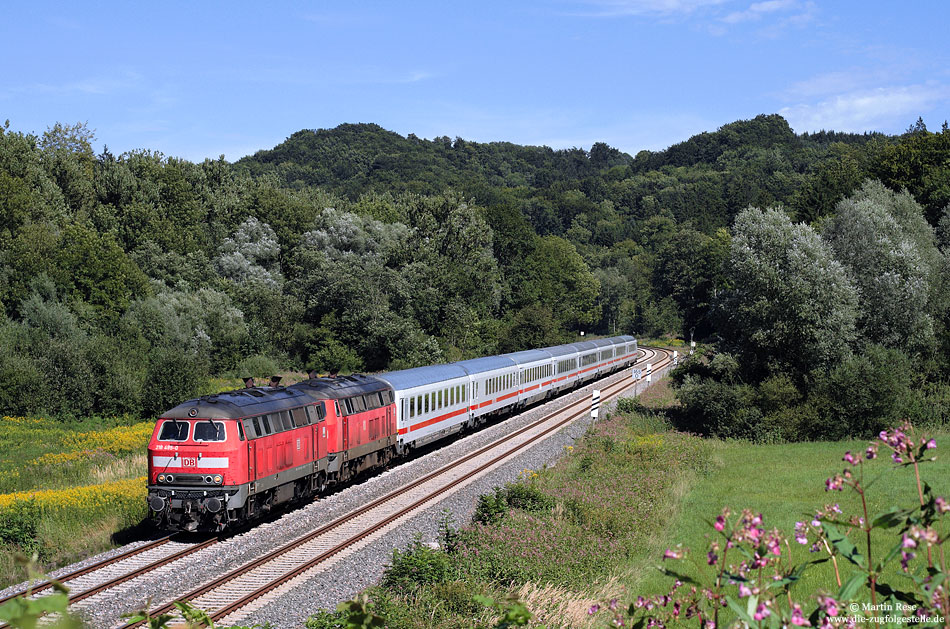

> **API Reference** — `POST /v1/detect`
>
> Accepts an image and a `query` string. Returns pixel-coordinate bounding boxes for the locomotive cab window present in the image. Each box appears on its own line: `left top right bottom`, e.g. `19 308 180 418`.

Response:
158 420 189 441
194 421 226 442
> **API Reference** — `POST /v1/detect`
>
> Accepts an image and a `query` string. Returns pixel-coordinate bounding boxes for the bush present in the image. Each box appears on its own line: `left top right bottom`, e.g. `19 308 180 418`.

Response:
0 353 49 417
381 536 454 593
236 354 281 379
473 490 509 525
503 483 554 513
141 346 208 417
807 344 911 440
0 500 41 553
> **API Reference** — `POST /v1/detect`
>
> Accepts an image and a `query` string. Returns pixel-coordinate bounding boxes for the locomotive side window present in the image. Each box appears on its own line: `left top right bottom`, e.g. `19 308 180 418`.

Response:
251 417 263 437
194 421 226 442
279 410 293 431
304 405 325 424
292 408 307 428
158 421 189 441
261 415 273 435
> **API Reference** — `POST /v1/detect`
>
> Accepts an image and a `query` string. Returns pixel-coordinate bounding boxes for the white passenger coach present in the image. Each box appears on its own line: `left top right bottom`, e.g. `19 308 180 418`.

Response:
378 335 638 453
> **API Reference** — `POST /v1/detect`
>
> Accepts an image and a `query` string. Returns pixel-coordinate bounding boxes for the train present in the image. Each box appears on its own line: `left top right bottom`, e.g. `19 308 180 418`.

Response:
146 335 638 531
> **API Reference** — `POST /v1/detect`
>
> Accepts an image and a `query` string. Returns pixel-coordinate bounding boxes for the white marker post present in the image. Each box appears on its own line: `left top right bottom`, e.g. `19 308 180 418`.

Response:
690 340 696 356
673 350 679 366
646 363 653 385
591 389 600 419
632 368 643 397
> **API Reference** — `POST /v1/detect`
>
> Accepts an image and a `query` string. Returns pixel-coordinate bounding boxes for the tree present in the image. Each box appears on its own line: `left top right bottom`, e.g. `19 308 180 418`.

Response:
515 236 601 333
823 180 943 354
654 227 729 338
717 207 858 380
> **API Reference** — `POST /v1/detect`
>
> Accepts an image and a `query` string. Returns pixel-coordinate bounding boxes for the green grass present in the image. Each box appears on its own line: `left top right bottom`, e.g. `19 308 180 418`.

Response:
637 434 950 604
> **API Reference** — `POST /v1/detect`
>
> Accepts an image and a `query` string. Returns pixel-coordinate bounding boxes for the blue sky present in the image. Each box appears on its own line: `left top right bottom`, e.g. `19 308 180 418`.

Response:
3 1 948 162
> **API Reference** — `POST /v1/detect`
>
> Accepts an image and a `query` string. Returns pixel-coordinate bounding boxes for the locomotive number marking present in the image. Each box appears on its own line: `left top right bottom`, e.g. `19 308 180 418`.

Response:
182 457 197 467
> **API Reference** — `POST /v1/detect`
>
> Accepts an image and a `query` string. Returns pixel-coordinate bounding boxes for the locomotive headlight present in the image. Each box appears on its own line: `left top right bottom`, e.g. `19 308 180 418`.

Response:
166 474 174 483
157 474 166 483
213 475 223 485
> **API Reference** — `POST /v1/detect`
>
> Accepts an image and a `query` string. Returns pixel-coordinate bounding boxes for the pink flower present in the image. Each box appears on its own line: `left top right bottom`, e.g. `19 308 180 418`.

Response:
926 438 937 449
825 475 844 491
794 522 808 545
901 550 915 572
818 596 839 617
663 548 683 560
791 603 811 626
588 604 600 615
707 550 718 565
714 515 725 531
753 601 771 621
902 534 917 549
843 451 857 464
865 446 877 460
738 583 752 598
936 497 949 513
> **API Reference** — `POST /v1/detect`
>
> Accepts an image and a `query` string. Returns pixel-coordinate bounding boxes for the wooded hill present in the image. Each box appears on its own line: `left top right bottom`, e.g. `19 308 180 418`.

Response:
2 114 949 440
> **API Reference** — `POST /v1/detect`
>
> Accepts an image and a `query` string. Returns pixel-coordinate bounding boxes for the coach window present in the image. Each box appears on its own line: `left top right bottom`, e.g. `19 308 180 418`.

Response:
158 420 189 441
424 395 429 414
409 397 415 418
437 390 442 408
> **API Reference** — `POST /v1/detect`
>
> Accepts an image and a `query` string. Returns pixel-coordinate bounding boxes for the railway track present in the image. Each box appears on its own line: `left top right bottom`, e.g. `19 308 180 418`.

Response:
0 534 217 629
121 347 675 628
0 347 675 628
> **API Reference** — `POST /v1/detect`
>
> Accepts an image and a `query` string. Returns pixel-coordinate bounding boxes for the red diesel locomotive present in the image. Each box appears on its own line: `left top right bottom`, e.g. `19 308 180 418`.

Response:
147 374 396 531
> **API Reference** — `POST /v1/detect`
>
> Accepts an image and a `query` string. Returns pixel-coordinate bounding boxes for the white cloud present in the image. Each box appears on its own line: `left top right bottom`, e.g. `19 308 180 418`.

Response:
570 0 729 17
721 0 797 23
779 84 950 133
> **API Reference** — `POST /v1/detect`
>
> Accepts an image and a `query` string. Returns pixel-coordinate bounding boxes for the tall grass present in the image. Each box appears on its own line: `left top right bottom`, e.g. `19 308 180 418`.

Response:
0 415 151 589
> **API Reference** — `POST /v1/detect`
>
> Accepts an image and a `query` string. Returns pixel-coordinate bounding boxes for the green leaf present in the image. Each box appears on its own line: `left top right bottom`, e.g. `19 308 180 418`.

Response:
874 583 924 608
821 521 867 569
837 573 866 600
871 506 914 529
726 596 756 626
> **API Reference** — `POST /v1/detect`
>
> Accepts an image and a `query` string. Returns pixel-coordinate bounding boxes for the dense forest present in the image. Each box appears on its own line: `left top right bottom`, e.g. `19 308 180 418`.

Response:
2 114 949 439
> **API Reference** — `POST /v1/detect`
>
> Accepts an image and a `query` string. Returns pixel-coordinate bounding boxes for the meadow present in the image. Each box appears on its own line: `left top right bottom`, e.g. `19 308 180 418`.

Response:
0 415 152 589
309 377 950 628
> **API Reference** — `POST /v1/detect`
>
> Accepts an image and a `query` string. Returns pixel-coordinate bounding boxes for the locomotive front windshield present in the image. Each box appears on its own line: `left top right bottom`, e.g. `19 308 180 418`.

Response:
158 420 189 441
194 421 226 441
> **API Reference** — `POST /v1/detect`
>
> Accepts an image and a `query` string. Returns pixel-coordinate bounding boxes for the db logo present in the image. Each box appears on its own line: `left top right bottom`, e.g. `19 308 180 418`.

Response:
182 457 197 467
